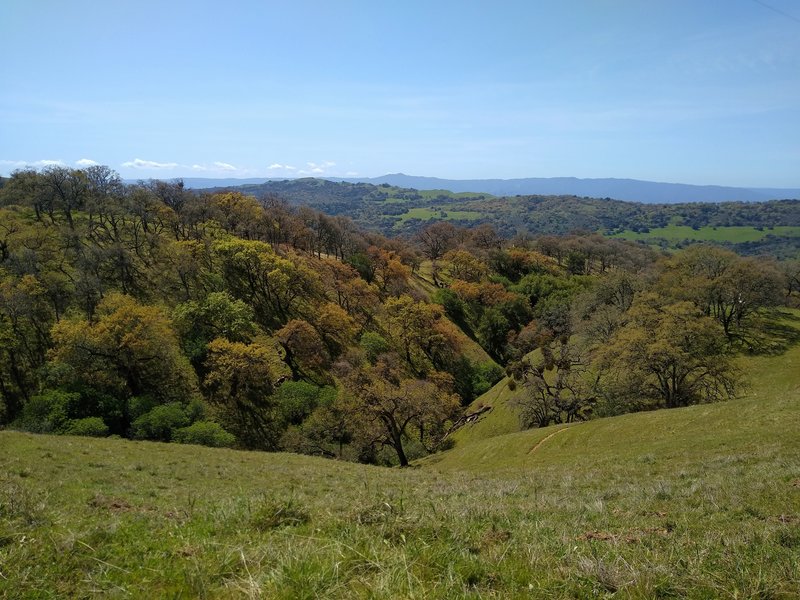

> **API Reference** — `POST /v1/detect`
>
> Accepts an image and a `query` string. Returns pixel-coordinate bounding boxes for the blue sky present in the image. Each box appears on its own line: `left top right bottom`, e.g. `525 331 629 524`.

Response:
1 0 799 186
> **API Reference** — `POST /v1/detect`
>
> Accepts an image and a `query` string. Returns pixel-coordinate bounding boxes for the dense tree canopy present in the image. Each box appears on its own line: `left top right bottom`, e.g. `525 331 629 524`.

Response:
0 165 794 466
595 294 737 411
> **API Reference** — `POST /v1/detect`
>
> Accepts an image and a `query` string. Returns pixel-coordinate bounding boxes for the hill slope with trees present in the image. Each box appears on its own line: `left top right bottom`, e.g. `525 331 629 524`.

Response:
198 177 800 257
0 165 797 468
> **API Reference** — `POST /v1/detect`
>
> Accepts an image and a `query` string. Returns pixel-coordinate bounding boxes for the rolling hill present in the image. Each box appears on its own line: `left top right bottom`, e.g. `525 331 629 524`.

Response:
178 174 800 204
2 311 798 598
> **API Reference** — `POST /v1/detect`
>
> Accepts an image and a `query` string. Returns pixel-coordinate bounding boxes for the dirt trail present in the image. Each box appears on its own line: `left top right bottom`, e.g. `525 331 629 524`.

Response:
528 426 572 455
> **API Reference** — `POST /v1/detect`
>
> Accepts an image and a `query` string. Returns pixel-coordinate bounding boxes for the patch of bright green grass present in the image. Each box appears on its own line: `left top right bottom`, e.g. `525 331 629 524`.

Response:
382 190 492 204
611 225 800 243
393 207 484 225
415 189 493 200
446 378 522 447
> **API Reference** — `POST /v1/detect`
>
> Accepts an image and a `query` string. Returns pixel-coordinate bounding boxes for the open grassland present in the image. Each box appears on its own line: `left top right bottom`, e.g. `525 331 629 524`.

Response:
392 207 485 225
2 315 799 598
383 190 493 204
611 225 800 243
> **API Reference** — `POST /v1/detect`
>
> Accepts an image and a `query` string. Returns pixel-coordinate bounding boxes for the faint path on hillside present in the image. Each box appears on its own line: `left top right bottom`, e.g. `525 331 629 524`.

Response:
528 426 572 455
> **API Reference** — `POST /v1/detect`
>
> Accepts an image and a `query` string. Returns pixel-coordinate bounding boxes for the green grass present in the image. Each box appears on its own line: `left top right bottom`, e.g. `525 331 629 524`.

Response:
415 190 493 200
611 225 800 243
2 312 799 598
392 207 484 225
382 190 490 204
447 378 522 446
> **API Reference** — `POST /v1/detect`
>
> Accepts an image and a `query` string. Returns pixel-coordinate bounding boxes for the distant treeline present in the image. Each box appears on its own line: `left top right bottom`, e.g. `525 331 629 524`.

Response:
197 178 800 257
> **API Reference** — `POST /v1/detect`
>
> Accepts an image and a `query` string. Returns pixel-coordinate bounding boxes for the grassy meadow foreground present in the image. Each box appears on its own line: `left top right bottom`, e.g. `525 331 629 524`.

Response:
2 320 799 599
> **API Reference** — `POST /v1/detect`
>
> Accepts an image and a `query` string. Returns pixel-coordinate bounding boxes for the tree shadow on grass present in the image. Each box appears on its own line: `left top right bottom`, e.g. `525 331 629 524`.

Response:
736 310 800 356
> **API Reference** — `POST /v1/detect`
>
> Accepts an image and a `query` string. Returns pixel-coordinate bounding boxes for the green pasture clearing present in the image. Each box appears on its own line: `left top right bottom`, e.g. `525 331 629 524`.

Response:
381 189 491 205
393 207 484 225
611 224 800 243
415 189 493 200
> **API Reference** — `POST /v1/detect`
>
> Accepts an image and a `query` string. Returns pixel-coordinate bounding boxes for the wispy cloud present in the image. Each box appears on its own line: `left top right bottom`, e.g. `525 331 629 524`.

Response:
0 159 29 169
267 160 341 177
0 158 65 170
213 161 238 171
121 158 179 169
297 160 336 175
75 158 99 167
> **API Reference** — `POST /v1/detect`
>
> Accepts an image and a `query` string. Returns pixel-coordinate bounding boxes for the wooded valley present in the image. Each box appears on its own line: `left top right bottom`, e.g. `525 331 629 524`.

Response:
0 166 797 467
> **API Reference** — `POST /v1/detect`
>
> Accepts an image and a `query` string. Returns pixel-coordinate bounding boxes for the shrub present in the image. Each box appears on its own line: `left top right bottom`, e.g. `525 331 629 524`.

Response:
173 421 236 448
14 390 77 434
64 417 109 437
359 331 390 364
132 403 189 441
274 382 335 426
472 361 504 396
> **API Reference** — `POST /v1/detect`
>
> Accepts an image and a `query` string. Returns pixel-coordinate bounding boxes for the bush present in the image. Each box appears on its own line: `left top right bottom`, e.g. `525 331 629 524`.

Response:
472 361 504 396
173 421 236 448
14 390 77 434
432 288 468 329
274 382 335 426
132 403 190 441
64 417 109 437
360 332 390 364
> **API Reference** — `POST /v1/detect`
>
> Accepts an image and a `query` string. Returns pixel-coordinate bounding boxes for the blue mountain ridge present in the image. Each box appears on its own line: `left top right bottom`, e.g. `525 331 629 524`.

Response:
160 174 800 204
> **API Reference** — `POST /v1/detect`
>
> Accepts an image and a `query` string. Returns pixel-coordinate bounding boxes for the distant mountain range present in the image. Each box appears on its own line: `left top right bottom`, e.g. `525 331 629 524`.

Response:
173 174 800 204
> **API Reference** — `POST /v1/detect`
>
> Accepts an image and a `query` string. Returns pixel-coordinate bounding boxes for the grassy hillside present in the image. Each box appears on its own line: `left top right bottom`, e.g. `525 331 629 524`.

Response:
393 207 484 226
612 225 800 243
2 316 799 598
440 310 800 470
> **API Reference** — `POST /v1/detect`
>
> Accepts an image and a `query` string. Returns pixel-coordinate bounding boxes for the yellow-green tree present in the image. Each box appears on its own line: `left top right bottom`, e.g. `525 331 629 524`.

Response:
214 238 320 329
340 355 460 466
275 319 330 382
203 338 281 449
596 293 737 411
660 245 784 339
48 293 199 431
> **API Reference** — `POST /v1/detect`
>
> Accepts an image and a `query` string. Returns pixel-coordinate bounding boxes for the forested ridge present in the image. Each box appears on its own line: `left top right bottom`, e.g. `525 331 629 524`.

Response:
0 166 797 466
202 177 800 256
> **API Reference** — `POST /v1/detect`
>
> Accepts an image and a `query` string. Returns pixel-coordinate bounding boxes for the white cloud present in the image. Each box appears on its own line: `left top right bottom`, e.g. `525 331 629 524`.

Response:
268 163 297 171
191 164 207 171
75 158 99 167
307 161 336 169
296 160 337 176
345 171 359 177
0 159 65 170
0 160 27 169
121 158 179 169
213 161 238 171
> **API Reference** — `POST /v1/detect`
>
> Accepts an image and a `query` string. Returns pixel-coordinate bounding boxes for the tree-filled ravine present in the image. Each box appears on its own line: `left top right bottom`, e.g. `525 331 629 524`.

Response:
0 166 796 466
